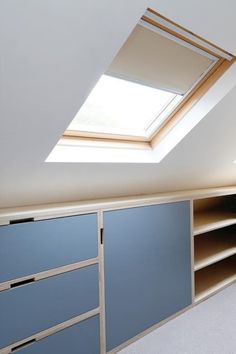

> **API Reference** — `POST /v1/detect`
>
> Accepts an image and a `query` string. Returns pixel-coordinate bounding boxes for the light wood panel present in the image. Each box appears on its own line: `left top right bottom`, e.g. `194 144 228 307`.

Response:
194 211 236 235
195 256 236 301
194 230 236 270
1 186 236 225
98 211 106 354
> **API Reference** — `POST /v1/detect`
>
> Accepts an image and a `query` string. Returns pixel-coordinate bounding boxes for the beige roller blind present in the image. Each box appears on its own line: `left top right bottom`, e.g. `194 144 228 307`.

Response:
107 24 214 95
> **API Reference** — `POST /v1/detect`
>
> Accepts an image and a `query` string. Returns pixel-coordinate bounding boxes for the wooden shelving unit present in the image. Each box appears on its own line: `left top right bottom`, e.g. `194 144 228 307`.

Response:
193 194 236 302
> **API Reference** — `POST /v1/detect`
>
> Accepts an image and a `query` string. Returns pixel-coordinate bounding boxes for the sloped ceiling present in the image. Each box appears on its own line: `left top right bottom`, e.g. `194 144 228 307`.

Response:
0 0 236 208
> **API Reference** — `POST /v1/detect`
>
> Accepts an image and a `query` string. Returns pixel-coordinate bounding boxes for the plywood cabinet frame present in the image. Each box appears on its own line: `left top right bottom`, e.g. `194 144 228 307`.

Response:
0 186 236 354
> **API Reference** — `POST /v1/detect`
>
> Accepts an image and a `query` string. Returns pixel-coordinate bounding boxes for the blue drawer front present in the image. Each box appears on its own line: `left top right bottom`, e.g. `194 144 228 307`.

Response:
0 265 99 349
0 213 97 283
18 316 100 354
104 202 192 351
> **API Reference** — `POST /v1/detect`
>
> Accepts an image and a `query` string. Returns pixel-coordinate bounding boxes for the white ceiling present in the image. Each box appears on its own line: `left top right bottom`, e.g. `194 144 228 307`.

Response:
0 0 236 208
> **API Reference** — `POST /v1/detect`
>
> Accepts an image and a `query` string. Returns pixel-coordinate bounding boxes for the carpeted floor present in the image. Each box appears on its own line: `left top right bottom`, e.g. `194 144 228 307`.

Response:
119 283 236 354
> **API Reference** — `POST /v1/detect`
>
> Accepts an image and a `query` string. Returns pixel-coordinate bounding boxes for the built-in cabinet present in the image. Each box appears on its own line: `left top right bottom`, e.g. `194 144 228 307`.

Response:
0 188 235 354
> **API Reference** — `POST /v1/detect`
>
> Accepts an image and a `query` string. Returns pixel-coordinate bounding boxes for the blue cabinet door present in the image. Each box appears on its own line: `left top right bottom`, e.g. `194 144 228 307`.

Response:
0 265 99 349
17 316 100 354
0 213 97 283
104 202 192 351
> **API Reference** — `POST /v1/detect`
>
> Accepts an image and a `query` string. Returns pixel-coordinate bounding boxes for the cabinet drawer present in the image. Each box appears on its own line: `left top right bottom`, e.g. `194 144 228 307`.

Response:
0 213 97 283
0 265 99 349
16 316 100 354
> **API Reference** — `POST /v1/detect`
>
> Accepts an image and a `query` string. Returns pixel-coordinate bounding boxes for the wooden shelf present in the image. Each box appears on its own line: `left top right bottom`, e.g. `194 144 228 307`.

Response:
194 211 236 235
195 256 236 302
194 231 236 271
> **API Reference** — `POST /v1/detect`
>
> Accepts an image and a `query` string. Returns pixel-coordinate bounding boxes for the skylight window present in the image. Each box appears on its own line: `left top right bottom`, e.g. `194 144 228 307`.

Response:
65 7 231 142
67 74 181 138
53 7 235 163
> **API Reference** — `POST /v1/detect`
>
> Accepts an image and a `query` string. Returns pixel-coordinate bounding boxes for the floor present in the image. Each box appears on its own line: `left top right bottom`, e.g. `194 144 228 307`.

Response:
119 283 236 354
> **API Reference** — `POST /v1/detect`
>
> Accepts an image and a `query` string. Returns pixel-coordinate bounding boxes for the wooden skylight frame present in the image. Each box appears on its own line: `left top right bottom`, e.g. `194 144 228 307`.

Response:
63 8 235 148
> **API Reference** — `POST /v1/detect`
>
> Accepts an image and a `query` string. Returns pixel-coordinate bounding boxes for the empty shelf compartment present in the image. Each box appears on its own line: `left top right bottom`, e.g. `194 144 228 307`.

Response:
194 194 236 235
195 255 236 302
194 227 236 270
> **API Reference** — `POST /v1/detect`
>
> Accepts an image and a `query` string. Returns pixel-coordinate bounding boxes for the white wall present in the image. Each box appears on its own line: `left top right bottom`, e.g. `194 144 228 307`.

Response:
0 0 236 208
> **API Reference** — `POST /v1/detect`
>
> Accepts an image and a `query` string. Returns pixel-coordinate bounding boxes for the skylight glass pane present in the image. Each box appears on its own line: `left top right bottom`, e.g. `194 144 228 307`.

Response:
68 75 178 136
